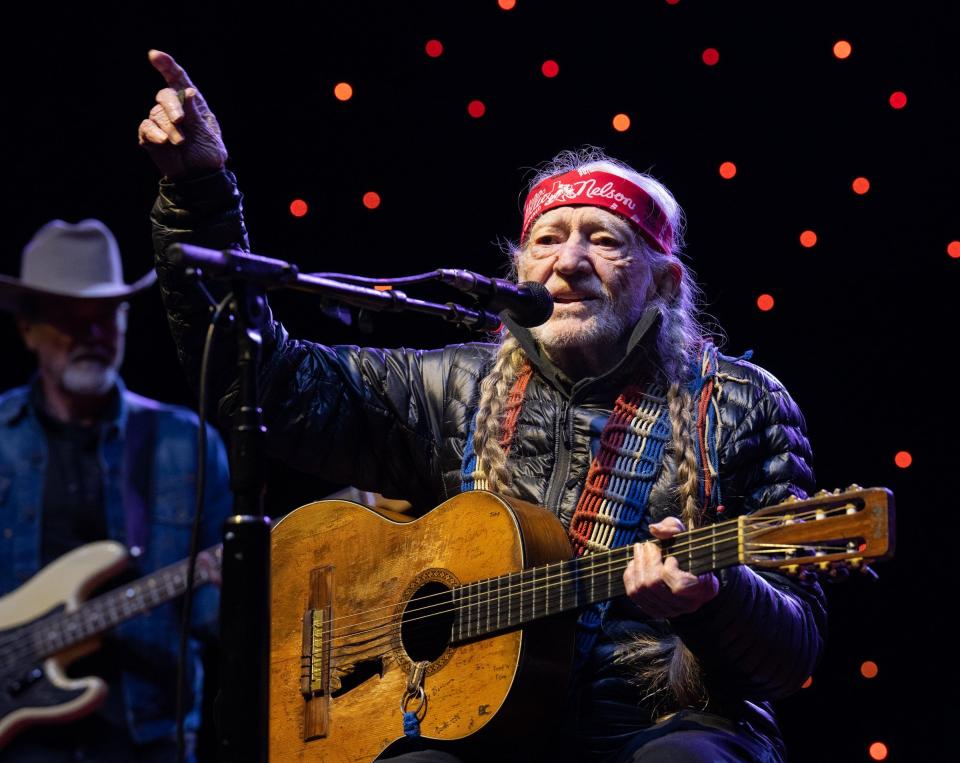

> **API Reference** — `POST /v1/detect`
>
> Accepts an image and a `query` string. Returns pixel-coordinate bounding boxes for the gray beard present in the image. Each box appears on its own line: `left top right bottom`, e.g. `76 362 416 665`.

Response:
61 359 117 396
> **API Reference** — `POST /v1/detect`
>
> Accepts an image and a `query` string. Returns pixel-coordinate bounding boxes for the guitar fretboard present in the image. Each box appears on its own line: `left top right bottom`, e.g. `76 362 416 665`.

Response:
15 545 221 664
451 524 741 642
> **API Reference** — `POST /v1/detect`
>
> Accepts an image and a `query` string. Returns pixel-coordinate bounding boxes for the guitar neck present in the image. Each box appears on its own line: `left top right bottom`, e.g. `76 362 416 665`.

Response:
451 520 741 643
30 545 222 659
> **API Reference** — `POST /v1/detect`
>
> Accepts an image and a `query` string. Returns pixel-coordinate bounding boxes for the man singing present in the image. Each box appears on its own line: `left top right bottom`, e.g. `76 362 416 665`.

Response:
139 50 824 762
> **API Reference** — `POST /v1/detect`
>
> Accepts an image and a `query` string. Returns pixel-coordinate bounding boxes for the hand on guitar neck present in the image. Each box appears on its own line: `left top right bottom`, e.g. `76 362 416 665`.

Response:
624 517 720 619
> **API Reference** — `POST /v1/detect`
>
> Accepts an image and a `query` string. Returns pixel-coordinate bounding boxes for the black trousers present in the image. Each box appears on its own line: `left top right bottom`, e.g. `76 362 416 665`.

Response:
377 711 784 763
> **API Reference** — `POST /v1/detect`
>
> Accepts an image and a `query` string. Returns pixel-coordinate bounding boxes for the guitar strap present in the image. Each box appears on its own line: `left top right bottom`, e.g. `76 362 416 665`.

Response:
122 402 157 557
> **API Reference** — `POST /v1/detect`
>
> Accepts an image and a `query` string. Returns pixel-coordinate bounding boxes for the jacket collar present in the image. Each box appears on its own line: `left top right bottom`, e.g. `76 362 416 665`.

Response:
501 306 662 398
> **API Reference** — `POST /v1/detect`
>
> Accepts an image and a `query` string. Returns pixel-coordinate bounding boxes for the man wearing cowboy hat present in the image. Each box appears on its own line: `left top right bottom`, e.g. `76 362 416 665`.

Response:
0 219 232 761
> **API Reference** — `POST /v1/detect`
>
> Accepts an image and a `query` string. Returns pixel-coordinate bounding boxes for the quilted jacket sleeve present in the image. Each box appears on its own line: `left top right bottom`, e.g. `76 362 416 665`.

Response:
671 365 828 701
150 169 455 507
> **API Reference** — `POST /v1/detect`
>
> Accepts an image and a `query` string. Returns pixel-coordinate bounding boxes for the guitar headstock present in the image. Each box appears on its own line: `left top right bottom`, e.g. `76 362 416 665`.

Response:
744 486 895 579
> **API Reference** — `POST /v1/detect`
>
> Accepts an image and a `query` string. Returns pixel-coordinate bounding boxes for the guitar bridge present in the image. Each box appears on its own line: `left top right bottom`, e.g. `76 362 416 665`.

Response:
300 566 333 741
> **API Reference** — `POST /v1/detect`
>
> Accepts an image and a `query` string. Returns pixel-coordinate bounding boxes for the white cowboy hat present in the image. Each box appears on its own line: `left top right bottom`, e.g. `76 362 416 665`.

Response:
0 219 156 315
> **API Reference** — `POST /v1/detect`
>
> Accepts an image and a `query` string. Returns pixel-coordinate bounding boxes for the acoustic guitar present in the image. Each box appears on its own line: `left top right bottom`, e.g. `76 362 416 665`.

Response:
270 486 895 761
0 541 220 748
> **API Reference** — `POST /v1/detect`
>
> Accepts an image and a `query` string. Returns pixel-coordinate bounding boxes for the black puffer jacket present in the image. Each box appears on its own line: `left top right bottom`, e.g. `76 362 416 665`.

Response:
152 170 826 756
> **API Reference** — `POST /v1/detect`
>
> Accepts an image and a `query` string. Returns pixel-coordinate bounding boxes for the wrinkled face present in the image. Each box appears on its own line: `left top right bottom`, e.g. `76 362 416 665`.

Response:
19 303 127 397
517 206 656 356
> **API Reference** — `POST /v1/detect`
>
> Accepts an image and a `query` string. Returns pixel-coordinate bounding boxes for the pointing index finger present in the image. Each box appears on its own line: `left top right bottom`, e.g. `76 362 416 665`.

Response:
148 49 194 90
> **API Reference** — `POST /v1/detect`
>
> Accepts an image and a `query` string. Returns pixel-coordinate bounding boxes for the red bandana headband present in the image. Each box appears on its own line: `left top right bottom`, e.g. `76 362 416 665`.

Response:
521 169 673 254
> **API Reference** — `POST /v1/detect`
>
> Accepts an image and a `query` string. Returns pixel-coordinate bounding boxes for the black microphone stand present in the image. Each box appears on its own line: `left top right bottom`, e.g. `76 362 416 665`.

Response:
168 244 504 763
216 281 271 763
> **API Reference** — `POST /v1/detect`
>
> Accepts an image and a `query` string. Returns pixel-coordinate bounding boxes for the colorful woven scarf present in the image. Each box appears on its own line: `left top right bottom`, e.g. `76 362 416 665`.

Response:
461 364 671 664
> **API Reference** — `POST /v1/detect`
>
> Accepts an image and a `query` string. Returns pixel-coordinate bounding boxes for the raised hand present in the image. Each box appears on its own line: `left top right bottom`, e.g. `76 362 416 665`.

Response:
623 517 720 619
138 50 228 178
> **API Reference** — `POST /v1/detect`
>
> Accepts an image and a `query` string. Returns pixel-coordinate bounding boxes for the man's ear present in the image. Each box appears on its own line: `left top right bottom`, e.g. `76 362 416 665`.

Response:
654 262 681 301
116 302 130 332
17 318 37 351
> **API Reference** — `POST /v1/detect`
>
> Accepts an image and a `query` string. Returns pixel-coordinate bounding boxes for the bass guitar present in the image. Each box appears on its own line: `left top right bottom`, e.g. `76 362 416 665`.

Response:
0 541 220 748
269 486 895 761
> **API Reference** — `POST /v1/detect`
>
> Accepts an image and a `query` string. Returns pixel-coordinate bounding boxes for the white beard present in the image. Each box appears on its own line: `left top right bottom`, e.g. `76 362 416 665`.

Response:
531 293 635 355
60 359 117 396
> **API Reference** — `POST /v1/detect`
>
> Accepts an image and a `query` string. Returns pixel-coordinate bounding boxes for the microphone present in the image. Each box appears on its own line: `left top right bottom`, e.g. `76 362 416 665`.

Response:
436 269 553 328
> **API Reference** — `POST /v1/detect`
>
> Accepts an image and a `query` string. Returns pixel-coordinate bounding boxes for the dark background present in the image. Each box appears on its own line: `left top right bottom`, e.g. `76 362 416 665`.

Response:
1 1 956 759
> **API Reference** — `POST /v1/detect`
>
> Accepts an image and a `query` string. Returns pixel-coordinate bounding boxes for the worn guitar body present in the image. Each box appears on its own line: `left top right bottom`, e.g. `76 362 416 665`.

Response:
269 492 577 762
0 541 127 747
269 485 895 762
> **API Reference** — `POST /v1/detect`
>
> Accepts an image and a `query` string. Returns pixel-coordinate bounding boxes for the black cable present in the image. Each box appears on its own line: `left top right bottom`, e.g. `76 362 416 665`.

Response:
176 292 233 763
307 269 441 286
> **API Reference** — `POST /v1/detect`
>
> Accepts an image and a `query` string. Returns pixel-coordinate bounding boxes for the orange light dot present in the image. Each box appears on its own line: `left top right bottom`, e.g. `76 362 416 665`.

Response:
333 82 353 101
861 661 879 679
947 241 960 258
801 676 813 689
889 91 907 109
719 161 737 179
757 294 775 312
894 450 912 469
373 284 393 292
612 113 631 132
289 199 308 218
702 48 720 66
541 59 560 78
852 177 871 195
833 40 852 59
425 39 444 58
498 0 516 9
799 230 818 248
362 191 381 210
467 99 486 118
869 742 888 761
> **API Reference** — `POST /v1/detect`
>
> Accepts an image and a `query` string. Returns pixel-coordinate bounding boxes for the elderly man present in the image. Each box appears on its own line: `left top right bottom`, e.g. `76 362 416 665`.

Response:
139 50 825 762
0 219 232 761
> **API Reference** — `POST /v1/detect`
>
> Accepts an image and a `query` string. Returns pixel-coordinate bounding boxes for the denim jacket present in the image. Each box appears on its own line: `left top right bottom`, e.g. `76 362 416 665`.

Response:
0 378 232 744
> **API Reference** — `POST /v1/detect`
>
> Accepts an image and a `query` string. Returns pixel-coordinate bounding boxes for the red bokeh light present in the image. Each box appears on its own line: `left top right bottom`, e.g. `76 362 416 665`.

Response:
719 161 737 179
757 294 775 312
467 100 486 118
665 0 681 4
852 177 871 195
869 742 888 761
425 39 443 58
702 48 720 66
889 91 908 109
362 191 381 210
861 661 879 679
289 199 308 218
833 40 852 59
333 82 353 102
498 0 516 10
799 230 818 248
947 241 960 258
612 113 631 132
541 60 560 78
801 676 812 689
894 451 912 469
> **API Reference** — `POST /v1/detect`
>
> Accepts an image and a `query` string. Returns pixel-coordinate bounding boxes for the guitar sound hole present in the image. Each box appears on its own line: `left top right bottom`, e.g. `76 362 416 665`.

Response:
400 582 454 663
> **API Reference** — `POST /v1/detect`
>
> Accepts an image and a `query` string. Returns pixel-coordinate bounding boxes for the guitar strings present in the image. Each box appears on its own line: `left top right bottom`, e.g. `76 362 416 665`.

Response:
319 505 861 661
320 502 856 644
0 565 215 668
0 503 859 668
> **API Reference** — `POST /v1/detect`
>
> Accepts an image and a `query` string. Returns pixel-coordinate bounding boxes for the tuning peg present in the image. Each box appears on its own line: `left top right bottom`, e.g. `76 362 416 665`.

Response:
845 483 863 492
828 564 850 580
815 489 832 497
